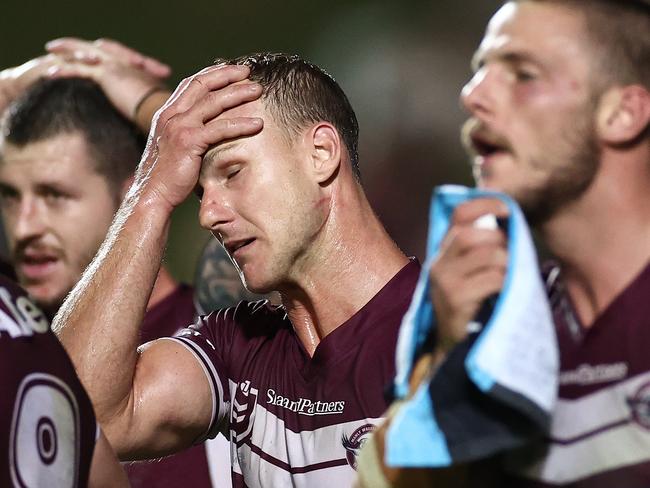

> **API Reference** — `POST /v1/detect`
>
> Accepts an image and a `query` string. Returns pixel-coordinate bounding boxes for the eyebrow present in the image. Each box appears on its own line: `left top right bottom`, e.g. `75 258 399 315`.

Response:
202 141 242 169
471 49 538 72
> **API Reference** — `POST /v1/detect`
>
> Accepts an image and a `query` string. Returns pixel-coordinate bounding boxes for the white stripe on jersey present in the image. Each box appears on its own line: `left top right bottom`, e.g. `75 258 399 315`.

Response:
228 379 382 487
160 337 229 439
508 371 650 484
235 443 358 488
163 339 384 487
205 434 233 488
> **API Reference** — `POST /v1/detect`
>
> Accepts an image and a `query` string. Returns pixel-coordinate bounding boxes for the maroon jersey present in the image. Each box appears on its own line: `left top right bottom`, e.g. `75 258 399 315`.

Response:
167 260 419 487
505 262 650 487
126 284 231 487
0 275 97 487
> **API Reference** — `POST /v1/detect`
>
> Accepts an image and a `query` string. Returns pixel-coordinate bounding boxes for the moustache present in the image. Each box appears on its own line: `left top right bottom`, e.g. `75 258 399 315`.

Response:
13 238 63 264
460 118 512 157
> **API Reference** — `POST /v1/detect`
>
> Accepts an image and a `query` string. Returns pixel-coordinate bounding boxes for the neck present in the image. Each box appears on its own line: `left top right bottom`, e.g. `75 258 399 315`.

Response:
281 182 408 357
539 146 650 326
147 266 178 311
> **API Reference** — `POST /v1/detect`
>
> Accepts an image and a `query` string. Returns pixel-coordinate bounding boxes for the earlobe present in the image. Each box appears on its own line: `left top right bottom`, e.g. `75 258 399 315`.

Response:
310 124 341 184
597 85 650 145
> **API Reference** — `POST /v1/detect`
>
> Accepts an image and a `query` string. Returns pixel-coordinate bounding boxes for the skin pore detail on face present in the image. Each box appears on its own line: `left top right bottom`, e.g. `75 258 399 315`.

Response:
198 98 333 295
0 131 120 316
461 1 604 226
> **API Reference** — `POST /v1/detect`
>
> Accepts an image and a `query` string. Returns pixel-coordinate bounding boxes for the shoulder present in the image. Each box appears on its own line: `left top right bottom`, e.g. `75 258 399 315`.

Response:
200 299 288 337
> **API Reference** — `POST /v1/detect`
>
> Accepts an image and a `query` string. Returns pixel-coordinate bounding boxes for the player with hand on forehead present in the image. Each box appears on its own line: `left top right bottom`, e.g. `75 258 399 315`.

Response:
53 51 418 487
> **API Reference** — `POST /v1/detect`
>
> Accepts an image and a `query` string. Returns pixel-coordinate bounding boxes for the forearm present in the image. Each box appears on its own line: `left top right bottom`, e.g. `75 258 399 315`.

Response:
53 185 172 430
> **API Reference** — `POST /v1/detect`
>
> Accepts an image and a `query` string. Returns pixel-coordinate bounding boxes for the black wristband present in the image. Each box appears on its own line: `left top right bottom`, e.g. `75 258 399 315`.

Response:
133 86 166 119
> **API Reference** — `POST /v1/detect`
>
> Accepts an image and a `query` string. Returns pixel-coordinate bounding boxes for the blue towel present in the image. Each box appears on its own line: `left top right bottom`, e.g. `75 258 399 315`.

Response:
386 185 559 467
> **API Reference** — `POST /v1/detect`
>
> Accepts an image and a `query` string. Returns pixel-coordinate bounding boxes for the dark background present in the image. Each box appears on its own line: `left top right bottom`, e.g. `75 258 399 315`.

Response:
0 0 502 282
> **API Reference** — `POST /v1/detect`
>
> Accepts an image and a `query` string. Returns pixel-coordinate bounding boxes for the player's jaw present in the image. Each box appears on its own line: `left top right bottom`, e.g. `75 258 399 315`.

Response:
215 230 267 290
231 238 293 295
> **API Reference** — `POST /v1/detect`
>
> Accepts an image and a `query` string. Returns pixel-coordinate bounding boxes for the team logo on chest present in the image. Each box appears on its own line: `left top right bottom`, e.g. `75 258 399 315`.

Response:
628 381 650 430
342 423 375 470
231 380 259 443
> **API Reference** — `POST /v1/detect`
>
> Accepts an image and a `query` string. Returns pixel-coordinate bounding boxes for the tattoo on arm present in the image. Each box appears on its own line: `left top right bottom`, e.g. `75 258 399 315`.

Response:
194 238 269 314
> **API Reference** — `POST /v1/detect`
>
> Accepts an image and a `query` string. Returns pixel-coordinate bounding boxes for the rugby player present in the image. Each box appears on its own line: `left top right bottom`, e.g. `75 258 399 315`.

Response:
358 0 650 486
0 269 128 486
0 40 235 487
52 53 417 487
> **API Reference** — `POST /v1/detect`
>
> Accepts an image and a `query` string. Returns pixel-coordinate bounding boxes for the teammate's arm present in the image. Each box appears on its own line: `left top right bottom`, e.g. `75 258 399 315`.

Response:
45 37 172 133
88 430 130 488
52 65 263 458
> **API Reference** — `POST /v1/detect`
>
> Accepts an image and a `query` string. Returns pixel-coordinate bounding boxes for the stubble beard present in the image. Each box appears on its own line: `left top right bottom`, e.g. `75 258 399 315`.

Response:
517 114 601 228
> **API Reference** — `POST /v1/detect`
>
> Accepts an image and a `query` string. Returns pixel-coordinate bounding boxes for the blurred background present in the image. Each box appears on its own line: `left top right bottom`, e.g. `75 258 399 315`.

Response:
0 0 502 283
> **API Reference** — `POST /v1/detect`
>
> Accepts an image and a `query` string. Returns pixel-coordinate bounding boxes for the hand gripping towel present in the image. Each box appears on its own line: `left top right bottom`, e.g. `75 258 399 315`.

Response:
386 185 559 467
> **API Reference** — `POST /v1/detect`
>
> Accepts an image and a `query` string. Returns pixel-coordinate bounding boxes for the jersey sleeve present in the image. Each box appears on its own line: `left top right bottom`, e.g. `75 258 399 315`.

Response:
163 308 237 442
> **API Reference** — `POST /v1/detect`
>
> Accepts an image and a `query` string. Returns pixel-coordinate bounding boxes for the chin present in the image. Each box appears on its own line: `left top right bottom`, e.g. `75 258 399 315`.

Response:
477 178 505 194
30 295 63 319
240 271 275 295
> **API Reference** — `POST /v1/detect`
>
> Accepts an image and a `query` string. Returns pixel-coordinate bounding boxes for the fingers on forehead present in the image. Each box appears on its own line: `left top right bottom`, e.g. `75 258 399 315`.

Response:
202 117 263 145
167 65 255 110
198 83 262 122
193 64 251 87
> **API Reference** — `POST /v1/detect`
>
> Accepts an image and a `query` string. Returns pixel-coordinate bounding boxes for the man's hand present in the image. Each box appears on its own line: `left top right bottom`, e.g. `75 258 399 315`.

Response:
429 198 509 356
133 64 264 213
45 37 171 123
0 54 63 113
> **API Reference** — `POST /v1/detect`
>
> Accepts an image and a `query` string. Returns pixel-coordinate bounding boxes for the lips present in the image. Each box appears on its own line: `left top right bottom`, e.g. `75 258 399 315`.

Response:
471 133 509 158
462 118 511 160
223 238 256 258
15 249 61 281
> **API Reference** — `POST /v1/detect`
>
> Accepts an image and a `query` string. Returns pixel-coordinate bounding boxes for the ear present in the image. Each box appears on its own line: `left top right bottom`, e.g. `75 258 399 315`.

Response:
308 123 341 184
596 85 650 145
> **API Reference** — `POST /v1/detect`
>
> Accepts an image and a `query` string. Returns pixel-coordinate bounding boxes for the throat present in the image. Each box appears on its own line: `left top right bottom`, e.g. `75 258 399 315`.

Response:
297 324 320 358
283 298 325 358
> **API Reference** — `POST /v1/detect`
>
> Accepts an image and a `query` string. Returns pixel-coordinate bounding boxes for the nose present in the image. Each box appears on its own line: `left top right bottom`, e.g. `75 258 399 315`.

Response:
198 187 235 235
460 67 494 118
12 197 47 243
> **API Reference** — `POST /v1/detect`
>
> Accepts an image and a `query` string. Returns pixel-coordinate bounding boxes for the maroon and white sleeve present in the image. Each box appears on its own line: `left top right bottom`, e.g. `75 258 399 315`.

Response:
163 312 232 442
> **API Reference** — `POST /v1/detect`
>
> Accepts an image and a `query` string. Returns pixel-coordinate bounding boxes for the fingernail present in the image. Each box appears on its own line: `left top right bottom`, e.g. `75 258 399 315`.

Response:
46 66 61 76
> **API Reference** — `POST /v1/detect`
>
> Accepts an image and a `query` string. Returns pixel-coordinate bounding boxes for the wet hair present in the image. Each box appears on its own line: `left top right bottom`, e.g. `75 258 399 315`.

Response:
1 77 145 192
511 0 650 90
216 53 361 181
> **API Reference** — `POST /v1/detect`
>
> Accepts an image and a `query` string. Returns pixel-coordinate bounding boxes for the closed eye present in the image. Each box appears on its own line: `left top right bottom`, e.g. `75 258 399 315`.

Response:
514 69 536 82
41 187 67 201
226 168 241 180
